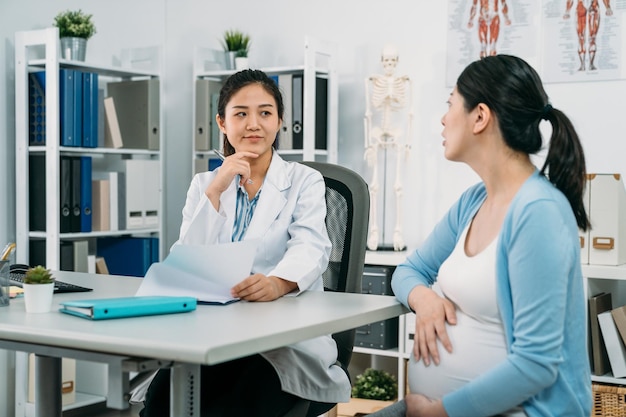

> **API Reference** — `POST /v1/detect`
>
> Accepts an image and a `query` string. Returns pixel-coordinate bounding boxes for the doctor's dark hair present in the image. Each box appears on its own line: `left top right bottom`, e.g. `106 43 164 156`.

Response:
217 69 285 156
456 55 589 231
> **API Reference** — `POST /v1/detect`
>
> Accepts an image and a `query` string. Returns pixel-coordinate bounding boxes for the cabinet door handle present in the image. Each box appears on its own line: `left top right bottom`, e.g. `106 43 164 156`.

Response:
593 237 615 250
580 236 585 248
62 381 74 394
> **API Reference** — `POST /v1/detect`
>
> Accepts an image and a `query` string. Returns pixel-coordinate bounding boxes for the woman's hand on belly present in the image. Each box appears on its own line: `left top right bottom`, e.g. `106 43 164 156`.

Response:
408 286 457 366
406 394 448 417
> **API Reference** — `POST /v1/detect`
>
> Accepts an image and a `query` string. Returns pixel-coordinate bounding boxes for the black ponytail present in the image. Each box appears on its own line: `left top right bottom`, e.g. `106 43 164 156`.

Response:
540 108 589 230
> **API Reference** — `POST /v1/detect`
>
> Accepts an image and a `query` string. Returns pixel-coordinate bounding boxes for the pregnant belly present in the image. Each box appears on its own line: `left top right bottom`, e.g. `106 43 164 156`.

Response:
407 310 508 399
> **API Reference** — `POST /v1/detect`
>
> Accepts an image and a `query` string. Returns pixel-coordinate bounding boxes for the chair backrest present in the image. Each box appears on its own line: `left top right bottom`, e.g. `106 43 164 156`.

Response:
301 161 369 368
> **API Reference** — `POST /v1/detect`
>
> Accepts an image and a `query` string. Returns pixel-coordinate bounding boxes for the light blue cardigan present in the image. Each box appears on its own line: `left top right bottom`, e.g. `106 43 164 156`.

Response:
393 170 591 416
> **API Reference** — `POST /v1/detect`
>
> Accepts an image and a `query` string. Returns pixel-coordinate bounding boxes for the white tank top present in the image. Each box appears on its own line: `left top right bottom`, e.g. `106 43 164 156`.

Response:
407 224 525 416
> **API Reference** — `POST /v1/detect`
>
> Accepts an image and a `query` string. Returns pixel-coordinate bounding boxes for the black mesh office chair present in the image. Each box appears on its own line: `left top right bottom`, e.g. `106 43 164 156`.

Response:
130 162 370 416
283 161 370 417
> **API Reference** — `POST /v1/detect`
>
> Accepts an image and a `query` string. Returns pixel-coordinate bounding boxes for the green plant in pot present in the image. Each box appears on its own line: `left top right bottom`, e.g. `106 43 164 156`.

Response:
53 9 96 61
220 29 251 70
53 9 96 39
351 368 398 401
23 265 56 313
24 266 55 284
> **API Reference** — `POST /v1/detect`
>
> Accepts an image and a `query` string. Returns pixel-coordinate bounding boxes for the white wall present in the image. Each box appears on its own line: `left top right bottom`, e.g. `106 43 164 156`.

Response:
162 0 467 251
4 0 625 255
1 0 626 414
161 0 626 249
0 0 465 258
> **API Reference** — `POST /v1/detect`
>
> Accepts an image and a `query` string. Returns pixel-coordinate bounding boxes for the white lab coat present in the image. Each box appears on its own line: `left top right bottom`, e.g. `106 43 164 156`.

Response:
175 151 351 403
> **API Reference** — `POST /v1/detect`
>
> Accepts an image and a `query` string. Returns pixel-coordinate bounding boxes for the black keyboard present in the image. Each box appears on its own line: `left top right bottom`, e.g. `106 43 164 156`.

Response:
10 273 93 294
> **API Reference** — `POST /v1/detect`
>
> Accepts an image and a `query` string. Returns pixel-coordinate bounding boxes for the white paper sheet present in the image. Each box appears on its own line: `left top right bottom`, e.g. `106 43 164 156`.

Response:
136 239 260 304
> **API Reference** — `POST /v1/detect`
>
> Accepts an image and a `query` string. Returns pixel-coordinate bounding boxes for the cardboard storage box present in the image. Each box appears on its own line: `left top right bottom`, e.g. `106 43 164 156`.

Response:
356 266 398 349
588 174 626 265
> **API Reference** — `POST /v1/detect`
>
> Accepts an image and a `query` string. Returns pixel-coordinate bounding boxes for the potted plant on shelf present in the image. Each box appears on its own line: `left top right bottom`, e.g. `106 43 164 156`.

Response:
23 265 55 313
339 368 398 415
220 29 251 70
53 9 97 62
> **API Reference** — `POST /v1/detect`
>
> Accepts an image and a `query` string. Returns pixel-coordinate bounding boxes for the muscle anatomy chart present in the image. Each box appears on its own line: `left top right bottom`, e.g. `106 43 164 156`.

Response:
446 0 540 86
542 0 625 82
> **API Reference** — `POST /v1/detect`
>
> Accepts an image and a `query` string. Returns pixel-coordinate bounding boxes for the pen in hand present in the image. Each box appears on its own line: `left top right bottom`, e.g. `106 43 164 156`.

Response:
213 149 253 184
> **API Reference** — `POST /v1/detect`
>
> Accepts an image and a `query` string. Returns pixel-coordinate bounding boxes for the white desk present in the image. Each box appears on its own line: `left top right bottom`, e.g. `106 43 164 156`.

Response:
0 271 407 417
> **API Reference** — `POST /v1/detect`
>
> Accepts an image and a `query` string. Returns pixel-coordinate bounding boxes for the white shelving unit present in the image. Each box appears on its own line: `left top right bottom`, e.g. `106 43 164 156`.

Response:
355 250 412 400
15 27 165 270
352 260 625 399
583 263 626 384
192 36 338 172
353 258 608 409
14 27 165 415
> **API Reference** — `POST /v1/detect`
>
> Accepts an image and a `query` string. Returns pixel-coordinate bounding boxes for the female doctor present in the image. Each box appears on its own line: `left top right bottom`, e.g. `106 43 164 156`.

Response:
139 69 350 416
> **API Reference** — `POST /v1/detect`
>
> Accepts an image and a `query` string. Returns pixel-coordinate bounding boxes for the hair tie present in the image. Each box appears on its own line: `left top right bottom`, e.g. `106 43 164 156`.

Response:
541 104 553 121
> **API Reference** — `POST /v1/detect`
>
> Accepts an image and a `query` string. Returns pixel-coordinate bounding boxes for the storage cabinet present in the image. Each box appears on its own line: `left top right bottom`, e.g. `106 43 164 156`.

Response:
14 27 164 415
356 266 399 350
192 36 338 172
352 250 411 401
354 259 619 402
584 264 626 385
15 27 164 271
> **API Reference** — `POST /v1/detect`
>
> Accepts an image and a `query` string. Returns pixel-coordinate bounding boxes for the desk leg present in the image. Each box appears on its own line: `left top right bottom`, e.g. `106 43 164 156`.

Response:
170 363 200 417
34 355 62 417
107 361 130 409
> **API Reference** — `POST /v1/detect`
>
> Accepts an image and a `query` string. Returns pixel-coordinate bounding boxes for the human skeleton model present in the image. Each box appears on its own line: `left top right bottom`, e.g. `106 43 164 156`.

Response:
364 45 412 251
467 0 511 58
563 0 613 71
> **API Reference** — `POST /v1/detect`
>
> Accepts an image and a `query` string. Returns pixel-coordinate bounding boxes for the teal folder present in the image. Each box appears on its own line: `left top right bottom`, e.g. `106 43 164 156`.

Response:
59 296 197 320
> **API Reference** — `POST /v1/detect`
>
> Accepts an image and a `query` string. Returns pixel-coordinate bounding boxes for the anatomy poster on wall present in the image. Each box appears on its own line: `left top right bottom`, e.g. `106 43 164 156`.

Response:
542 0 625 83
446 0 540 86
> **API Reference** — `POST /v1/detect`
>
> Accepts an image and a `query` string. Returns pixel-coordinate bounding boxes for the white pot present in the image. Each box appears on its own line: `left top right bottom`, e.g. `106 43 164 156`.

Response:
23 283 54 313
235 57 249 70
